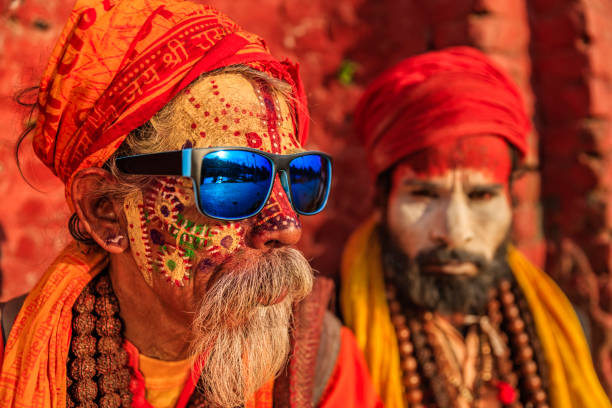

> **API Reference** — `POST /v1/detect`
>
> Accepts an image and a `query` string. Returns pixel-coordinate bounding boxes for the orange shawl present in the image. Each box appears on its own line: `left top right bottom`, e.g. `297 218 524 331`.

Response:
341 216 611 408
0 243 275 407
0 243 107 407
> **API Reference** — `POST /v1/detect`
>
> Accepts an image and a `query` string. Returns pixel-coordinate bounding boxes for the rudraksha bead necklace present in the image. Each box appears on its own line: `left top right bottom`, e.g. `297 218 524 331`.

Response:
66 272 223 407
385 275 551 408
67 273 131 408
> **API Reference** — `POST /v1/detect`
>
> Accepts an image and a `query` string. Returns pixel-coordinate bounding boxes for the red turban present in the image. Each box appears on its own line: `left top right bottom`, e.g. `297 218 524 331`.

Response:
32 0 308 204
354 46 530 176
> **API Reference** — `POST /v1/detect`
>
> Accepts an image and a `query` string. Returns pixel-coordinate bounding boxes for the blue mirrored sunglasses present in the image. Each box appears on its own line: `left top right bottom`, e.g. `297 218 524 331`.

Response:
115 147 332 221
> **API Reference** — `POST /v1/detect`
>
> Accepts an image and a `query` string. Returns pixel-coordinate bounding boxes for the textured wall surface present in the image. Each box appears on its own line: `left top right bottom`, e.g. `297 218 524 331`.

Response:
0 0 72 300
530 0 612 394
2 0 612 395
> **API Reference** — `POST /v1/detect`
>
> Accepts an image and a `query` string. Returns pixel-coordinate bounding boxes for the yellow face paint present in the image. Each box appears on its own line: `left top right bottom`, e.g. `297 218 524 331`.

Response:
124 190 153 285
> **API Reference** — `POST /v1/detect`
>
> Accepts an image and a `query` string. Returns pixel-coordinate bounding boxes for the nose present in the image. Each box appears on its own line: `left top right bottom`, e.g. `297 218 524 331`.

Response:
248 177 302 249
431 195 474 248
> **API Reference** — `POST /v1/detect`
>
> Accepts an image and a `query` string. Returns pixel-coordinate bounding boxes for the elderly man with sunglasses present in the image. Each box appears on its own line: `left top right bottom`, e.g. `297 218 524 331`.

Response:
0 1 380 407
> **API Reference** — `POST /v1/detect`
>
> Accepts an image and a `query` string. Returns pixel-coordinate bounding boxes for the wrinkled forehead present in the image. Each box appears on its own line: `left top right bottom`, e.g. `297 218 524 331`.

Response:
393 135 512 185
166 72 301 153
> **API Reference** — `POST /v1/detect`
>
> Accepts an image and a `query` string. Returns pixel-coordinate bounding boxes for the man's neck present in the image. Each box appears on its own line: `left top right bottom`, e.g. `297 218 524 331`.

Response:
107 253 193 361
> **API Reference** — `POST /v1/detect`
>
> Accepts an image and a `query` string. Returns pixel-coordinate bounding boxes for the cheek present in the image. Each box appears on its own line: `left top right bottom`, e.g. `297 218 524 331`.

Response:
387 194 433 258
199 221 245 258
125 178 248 288
469 195 512 257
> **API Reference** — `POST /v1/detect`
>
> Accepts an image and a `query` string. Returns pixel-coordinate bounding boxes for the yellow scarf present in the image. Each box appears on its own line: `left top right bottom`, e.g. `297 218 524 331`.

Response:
340 216 611 408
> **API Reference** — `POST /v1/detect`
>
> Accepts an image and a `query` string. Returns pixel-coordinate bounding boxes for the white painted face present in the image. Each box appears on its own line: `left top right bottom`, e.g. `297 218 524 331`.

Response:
386 165 512 276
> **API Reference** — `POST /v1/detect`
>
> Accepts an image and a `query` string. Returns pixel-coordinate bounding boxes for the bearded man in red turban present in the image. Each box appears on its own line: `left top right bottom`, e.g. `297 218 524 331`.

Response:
0 1 382 407
341 47 610 408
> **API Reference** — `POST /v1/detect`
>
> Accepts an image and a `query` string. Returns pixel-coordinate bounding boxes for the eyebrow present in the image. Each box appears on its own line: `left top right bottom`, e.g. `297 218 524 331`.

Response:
401 180 440 189
401 180 505 190
467 183 504 190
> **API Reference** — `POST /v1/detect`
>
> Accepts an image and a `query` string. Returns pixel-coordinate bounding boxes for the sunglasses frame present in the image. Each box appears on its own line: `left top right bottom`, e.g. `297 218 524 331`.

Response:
115 146 333 221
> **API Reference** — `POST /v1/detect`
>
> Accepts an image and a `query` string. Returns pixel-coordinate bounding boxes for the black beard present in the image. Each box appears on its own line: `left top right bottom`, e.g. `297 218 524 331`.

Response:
380 225 511 315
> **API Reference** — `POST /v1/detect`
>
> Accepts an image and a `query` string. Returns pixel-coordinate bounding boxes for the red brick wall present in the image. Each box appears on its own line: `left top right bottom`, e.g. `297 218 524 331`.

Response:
2 0 612 394
530 0 612 394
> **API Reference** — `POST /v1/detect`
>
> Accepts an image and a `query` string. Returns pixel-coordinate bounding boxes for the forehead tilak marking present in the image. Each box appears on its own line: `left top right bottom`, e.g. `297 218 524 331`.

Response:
254 80 289 154
398 136 512 183
175 74 299 152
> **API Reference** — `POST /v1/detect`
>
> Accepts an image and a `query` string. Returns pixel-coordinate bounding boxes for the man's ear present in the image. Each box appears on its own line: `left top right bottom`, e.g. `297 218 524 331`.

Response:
71 168 129 254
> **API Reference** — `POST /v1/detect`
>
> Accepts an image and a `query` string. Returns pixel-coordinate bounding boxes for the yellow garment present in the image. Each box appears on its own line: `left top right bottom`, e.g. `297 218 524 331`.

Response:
139 354 192 408
340 216 612 408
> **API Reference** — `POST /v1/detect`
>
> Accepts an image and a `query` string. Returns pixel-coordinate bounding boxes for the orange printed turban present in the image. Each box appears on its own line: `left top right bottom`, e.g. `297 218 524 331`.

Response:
32 0 309 204
354 46 530 176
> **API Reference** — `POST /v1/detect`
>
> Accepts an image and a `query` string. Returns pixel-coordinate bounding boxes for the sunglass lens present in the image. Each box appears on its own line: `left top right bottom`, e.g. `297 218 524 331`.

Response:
289 154 331 214
200 151 273 219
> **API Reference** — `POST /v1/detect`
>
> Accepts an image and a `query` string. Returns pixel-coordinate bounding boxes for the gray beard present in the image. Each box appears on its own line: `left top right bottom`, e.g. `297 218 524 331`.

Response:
189 247 313 407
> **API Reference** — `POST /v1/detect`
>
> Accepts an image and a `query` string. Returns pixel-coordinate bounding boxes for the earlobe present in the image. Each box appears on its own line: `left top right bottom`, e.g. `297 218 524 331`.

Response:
71 168 128 254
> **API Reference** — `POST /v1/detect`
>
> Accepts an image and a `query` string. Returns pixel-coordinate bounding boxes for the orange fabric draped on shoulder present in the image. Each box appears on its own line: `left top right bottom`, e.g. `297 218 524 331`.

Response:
32 0 309 206
0 243 108 408
318 328 384 408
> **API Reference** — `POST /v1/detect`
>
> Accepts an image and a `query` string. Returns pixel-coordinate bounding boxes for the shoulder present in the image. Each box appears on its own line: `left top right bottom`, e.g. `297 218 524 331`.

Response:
317 323 383 408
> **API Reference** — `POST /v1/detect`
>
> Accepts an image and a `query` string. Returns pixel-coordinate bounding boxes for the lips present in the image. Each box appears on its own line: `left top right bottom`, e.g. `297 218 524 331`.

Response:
423 261 478 276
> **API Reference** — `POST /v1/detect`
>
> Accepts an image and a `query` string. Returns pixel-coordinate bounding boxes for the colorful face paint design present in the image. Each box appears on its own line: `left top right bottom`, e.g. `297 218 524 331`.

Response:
173 73 300 154
123 73 303 288
205 222 245 256
125 190 154 285
253 180 300 233
399 135 512 183
146 178 196 285
125 177 246 287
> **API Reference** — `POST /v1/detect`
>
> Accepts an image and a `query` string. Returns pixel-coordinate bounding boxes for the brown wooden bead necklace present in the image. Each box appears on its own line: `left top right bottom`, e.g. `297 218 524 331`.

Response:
65 272 224 408
385 277 551 408
67 273 131 408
